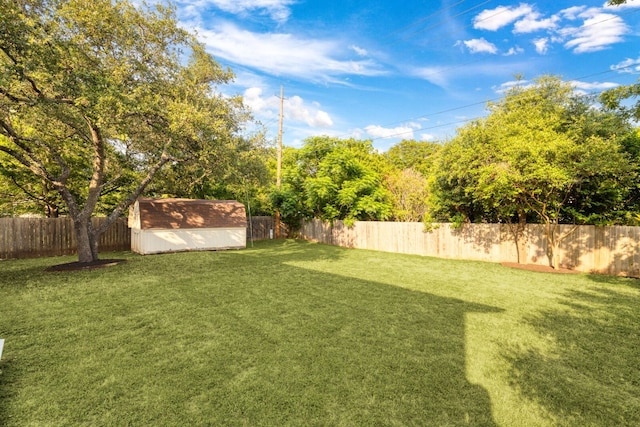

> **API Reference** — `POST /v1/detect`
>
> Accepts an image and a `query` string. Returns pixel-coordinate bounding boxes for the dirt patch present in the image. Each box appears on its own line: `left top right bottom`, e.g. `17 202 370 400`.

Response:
46 259 127 272
501 262 581 274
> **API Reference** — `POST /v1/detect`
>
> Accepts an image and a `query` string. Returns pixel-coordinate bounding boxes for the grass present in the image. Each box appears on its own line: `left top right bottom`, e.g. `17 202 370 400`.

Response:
0 239 639 426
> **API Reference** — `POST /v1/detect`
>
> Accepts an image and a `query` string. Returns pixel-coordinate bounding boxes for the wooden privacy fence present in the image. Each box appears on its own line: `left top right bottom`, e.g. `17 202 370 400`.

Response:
0 216 283 259
0 217 130 259
300 220 640 277
247 216 288 242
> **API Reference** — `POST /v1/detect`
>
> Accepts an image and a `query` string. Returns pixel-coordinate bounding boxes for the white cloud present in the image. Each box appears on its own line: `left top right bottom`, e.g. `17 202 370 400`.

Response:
409 66 451 87
420 133 435 141
604 0 640 10
474 4 534 31
364 122 422 140
560 6 588 20
504 46 524 56
514 12 559 33
243 87 333 129
410 60 539 88
611 57 640 74
196 23 385 82
350 45 368 56
460 38 498 54
563 12 628 53
493 79 533 94
533 37 550 54
569 80 619 92
180 0 296 23
286 96 334 128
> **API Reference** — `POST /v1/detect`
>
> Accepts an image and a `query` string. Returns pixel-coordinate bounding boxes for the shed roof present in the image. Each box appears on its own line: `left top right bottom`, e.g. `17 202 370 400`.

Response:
131 198 246 230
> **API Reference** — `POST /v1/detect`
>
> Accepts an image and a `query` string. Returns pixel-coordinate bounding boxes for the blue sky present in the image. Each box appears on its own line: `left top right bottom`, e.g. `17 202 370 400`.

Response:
171 0 640 151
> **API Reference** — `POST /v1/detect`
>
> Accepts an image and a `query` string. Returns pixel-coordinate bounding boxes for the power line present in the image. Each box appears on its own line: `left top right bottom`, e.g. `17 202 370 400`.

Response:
346 2 640 141
367 82 636 142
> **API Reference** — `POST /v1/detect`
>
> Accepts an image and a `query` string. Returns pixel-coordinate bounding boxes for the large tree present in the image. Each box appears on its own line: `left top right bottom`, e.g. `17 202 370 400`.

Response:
0 0 247 262
272 137 392 227
433 76 635 267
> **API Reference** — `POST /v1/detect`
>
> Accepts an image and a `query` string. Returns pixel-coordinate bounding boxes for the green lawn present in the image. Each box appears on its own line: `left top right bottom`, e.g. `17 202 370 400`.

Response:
0 240 638 426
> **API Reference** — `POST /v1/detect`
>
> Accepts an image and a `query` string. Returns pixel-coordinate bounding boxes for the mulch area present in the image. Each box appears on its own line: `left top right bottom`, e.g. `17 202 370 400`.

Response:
501 262 581 274
45 259 127 272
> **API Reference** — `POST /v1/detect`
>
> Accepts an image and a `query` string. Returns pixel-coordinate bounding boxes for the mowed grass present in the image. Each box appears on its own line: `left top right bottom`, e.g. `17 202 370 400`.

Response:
0 240 639 426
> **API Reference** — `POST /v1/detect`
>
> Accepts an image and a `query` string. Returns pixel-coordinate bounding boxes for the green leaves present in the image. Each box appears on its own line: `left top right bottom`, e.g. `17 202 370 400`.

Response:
272 137 392 226
432 76 638 226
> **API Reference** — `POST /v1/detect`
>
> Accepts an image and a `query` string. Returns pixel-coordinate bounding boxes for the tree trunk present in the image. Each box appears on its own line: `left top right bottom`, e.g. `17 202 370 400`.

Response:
509 210 528 264
74 217 99 263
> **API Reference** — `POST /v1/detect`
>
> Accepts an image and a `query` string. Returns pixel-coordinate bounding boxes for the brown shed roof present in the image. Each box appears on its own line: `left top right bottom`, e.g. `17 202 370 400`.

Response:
132 198 246 230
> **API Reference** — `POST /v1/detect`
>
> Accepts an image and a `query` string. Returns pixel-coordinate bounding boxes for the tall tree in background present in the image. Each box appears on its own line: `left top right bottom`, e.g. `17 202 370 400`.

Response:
432 76 635 267
384 140 440 222
0 0 247 262
272 137 391 227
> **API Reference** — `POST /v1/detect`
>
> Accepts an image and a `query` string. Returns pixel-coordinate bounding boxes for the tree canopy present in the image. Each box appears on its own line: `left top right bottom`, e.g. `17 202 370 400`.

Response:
271 137 392 227
0 0 248 262
431 76 637 266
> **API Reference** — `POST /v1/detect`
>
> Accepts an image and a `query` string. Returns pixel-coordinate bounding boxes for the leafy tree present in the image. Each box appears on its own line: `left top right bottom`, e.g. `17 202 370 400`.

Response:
272 137 391 227
0 0 247 262
147 131 273 214
432 76 636 267
384 167 430 222
385 139 440 176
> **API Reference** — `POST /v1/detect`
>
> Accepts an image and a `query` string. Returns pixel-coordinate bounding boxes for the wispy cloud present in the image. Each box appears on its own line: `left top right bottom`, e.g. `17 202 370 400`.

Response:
493 79 533 94
350 45 368 57
195 22 386 83
493 79 618 95
611 57 640 74
177 0 296 23
513 12 559 33
562 10 628 53
409 66 452 87
459 38 499 54
569 80 619 91
411 60 539 89
473 4 534 31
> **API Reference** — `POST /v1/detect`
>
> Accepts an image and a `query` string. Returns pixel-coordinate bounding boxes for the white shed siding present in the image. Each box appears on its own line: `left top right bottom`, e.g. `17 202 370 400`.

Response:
132 227 246 255
129 198 247 255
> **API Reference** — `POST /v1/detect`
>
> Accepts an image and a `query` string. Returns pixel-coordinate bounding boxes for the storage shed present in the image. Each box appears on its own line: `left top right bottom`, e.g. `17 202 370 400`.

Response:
129 198 246 255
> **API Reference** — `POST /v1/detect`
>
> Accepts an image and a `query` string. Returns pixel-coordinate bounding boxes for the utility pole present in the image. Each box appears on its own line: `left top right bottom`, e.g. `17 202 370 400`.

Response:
275 86 284 239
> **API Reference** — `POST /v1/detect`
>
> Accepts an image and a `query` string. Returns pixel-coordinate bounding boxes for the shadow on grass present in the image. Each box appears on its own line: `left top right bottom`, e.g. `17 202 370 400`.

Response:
507 284 640 426
178 261 503 426
0 240 502 426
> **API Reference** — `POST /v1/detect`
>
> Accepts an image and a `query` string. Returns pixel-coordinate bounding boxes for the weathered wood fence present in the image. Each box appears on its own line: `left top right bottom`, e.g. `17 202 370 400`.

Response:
0 216 282 259
3 216 638 277
0 217 130 259
299 220 640 277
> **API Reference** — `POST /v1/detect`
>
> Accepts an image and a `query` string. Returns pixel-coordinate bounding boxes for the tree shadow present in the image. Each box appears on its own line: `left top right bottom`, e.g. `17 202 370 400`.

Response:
506 284 640 426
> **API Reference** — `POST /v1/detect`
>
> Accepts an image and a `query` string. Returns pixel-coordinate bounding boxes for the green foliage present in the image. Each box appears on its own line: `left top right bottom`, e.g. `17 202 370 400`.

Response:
384 139 440 176
272 137 392 226
0 0 248 261
432 76 638 227
384 167 430 222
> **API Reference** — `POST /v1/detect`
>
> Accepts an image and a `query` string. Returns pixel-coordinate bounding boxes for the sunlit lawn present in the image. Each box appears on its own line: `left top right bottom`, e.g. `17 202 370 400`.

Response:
0 240 638 426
